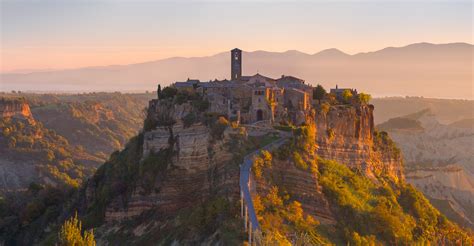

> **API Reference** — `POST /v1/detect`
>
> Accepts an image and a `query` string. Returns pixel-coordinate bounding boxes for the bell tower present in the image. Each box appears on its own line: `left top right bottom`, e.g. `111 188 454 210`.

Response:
231 48 242 80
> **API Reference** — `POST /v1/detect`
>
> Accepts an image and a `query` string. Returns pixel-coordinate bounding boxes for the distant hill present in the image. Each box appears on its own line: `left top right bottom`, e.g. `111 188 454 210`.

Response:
1 42 472 99
450 118 474 129
377 117 424 131
371 97 474 124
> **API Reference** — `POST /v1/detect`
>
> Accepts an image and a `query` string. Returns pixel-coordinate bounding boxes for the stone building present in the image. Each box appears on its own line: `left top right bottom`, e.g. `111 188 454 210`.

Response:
330 85 358 101
170 48 313 124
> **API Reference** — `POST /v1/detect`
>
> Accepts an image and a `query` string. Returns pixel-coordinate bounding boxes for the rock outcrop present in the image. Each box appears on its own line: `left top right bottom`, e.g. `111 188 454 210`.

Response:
101 101 241 222
379 109 474 228
257 157 335 224
0 98 34 122
315 104 404 181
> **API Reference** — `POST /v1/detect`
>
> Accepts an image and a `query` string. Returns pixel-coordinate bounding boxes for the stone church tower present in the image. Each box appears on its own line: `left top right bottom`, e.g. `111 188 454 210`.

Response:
231 48 242 80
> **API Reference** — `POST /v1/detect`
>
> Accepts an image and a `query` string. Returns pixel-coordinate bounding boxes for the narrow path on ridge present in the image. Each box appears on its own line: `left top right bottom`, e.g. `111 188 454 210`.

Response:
239 129 291 235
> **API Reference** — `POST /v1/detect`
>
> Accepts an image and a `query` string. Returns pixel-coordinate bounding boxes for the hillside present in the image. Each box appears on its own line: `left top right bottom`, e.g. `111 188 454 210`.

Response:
1 43 473 99
1 92 154 163
0 93 153 193
377 109 474 229
1 89 472 245
372 97 474 124
0 99 97 191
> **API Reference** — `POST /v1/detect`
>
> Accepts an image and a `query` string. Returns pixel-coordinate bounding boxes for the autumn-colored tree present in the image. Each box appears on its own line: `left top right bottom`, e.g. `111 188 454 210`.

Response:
357 93 372 104
58 212 96 246
342 89 353 103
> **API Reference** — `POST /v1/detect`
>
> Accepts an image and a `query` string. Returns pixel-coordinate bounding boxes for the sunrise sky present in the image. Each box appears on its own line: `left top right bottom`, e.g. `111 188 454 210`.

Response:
1 0 472 73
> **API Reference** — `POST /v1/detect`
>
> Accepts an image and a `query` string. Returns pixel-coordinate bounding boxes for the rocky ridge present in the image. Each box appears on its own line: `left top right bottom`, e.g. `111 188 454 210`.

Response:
379 109 474 228
0 98 34 122
315 105 403 181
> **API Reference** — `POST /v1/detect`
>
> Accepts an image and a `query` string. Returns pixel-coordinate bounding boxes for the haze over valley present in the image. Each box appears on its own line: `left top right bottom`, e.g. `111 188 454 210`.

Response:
2 42 473 99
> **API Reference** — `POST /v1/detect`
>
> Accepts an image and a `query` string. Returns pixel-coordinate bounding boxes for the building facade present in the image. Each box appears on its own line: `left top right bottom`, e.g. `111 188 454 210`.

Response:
171 49 313 124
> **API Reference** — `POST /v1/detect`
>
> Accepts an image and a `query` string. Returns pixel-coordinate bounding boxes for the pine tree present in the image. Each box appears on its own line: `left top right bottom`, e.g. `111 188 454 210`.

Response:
58 212 96 246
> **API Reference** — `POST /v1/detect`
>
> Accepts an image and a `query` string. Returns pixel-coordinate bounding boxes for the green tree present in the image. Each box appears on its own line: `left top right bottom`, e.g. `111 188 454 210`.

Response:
357 93 371 104
342 89 353 103
58 212 96 246
161 86 177 99
313 84 327 104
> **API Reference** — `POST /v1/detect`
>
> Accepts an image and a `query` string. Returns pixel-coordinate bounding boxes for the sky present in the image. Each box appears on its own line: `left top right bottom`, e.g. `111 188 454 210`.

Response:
0 0 472 73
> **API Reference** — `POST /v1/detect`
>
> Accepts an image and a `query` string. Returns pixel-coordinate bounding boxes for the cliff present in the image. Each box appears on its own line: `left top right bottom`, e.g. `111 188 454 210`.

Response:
84 100 242 226
315 104 404 181
0 98 34 122
3 93 472 245
82 101 407 242
379 109 474 229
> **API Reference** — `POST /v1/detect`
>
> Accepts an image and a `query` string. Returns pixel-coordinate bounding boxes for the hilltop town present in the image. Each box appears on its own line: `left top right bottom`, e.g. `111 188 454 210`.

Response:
148 48 366 128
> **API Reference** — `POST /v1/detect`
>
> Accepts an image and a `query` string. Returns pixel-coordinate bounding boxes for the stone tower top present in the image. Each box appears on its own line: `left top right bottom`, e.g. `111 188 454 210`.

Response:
231 48 242 80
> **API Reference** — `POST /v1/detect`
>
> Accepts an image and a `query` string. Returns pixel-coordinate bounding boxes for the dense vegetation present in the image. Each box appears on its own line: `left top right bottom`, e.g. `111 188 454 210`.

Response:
251 125 472 245
28 92 153 162
0 116 95 188
318 159 472 245
0 93 153 245
0 184 75 245
1 91 472 245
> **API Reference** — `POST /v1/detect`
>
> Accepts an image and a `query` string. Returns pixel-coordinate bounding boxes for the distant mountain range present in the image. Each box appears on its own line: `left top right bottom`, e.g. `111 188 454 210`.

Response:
1 42 472 99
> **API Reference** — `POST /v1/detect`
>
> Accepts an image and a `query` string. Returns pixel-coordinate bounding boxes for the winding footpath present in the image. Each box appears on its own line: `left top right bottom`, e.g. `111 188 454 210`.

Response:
239 130 290 244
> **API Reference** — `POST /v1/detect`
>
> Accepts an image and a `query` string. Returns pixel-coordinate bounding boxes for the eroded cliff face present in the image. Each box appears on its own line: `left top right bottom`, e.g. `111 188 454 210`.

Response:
82 100 406 245
315 105 404 181
257 157 335 224
0 99 34 122
98 101 240 223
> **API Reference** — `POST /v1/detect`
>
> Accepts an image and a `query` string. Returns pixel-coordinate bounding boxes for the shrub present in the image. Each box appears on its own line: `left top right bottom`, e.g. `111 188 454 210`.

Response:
143 117 158 131
160 87 177 99
253 150 272 179
175 91 189 104
139 148 172 193
357 93 371 104
210 117 229 140
326 128 335 141
192 98 210 112
58 212 96 246
293 152 308 170
342 89 353 103
320 102 330 114
182 112 197 128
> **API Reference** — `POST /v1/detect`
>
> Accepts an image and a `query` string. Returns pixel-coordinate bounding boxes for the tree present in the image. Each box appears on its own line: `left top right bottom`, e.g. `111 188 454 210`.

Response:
313 84 327 104
342 89 353 103
357 93 372 104
157 84 162 99
58 212 96 246
161 86 177 99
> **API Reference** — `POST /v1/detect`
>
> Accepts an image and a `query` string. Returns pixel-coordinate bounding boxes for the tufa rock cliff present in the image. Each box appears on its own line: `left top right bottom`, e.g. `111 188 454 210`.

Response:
79 99 408 244
0 98 34 122
86 100 241 223
315 104 404 181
